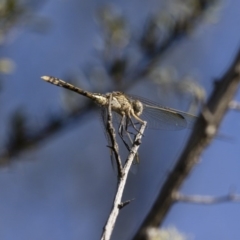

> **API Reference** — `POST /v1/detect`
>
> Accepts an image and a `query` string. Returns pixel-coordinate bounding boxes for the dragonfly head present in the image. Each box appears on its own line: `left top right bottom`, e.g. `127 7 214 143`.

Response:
132 99 144 116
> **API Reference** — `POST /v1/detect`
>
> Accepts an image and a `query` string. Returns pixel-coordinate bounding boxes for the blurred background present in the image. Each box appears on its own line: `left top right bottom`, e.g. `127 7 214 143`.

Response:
0 0 240 239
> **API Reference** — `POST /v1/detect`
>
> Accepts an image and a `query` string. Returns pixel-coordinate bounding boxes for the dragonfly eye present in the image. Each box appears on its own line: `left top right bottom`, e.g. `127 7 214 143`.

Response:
132 100 143 116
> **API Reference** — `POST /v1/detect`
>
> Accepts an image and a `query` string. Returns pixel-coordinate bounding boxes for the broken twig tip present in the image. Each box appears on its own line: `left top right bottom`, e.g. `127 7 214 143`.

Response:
118 199 135 209
135 139 141 146
106 145 114 150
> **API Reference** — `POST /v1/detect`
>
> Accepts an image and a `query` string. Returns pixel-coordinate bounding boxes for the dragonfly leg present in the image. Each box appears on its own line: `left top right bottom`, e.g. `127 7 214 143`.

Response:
118 115 133 151
118 114 125 137
127 116 145 137
124 117 135 135
117 116 140 163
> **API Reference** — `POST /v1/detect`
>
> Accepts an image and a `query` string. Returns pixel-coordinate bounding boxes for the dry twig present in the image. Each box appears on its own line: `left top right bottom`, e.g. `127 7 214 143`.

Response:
173 192 240 204
101 98 147 240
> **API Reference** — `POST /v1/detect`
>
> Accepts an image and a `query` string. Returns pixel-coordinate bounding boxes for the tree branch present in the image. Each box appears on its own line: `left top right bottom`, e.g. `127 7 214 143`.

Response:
173 192 240 204
101 121 147 240
229 100 240 110
133 47 240 240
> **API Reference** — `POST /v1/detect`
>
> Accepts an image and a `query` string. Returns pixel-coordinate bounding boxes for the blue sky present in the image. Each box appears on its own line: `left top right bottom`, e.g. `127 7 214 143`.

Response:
0 0 240 239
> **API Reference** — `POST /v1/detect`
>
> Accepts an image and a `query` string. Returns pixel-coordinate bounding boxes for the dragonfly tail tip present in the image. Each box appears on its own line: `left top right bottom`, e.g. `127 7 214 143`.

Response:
41 76 51 81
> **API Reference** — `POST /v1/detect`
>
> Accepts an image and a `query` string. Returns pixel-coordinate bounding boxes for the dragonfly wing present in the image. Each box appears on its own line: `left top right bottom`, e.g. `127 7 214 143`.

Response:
141 105 187 130
170 109 197 129
127 94 197 130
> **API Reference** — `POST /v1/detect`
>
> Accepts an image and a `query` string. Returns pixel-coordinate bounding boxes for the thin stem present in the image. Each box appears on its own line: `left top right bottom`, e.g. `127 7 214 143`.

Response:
106 94 123 177
101 122 147 240
173 192 240 204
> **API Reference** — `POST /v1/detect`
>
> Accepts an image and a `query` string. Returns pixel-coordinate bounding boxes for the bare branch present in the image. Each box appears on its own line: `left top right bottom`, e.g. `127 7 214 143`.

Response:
173 192 240 204
101 121 147 240
229 100 240 110
133 47 240 240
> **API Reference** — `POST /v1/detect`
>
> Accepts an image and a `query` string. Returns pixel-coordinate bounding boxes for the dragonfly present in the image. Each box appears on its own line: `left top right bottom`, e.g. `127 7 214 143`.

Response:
41 76 197 161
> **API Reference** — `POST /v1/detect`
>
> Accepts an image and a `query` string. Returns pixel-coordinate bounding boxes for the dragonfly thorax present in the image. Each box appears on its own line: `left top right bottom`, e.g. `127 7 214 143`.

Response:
109 92 145 124
110 92 132 115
